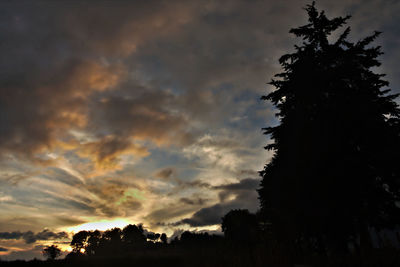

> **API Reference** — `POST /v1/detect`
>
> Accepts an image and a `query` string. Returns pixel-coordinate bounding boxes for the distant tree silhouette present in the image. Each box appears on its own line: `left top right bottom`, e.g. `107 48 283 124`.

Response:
147 233 161 242
122 224 146 247
70 230 90 253
179 231 207 245
160 233 168 244
221 209 259 244
259 2 400 254
69 225 148 258
42 245 61 260
174 231 222 247
85 230 101 256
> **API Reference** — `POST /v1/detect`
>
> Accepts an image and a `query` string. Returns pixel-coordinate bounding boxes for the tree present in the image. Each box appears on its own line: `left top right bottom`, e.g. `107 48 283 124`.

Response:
146 233 161 242
259 2 400 253
221 209 259 244
122 224 146 247
85 230 101 256
160 233 168 244
42 245 62 260
70 230 90 253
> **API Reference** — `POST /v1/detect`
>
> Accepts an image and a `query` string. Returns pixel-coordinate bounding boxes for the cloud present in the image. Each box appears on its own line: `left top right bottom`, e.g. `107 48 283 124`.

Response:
0 0 212 167
78 135 149 170
74 179 145 218
145 205 198 225
155 167 176 179
182 133 265 178
53 216 87 227
174 178 260 227
0 57 125 163
0 194 13 202
1 0 394 166
214 178 260 191
1 245 49 261
179 197 208 206
168 228 222 242
0 229 68 244
178 204 227 227
0 247 8 252
1 173 34 185
89 89 194 146
42 168 84 187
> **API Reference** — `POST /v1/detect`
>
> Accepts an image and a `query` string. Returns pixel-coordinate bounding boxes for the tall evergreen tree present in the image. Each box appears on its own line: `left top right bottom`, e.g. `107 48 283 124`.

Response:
259 2 400 252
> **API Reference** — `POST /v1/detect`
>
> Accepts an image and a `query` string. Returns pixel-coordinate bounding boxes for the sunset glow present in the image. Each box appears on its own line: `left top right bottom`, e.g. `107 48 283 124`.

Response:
65 219 132 232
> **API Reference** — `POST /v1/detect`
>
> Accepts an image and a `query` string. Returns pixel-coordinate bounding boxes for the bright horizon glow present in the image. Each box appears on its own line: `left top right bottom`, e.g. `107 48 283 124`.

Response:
65 219 132 233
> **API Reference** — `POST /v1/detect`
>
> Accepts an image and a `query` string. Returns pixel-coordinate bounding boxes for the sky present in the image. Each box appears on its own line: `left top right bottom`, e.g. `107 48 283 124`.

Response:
0 0 400 260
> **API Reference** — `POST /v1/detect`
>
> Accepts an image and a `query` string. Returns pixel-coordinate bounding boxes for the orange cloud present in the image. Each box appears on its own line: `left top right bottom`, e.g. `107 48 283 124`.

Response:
0 59 126 163
78 136 149 171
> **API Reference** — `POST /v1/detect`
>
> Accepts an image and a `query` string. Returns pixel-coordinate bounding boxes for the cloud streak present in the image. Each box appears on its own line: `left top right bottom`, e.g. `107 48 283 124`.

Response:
0 230 68 244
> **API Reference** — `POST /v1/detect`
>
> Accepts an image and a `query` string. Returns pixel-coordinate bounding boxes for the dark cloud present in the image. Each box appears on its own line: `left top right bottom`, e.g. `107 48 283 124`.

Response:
153 178 259 226
179 204 227 227
53 216 87 227
0 1 199 163
80 135 149 169
0 247 8 252
0 0 296 165
0 229 68 244
121 198 142 211
165 179 212 197
145 205 198 224
168 228 222 241
176 180 212 190
155 167 176 179
89 90 194 148
179 197 208 206
214 178 260 191
1 0 397 165
174 178 260 227
0 54 123 163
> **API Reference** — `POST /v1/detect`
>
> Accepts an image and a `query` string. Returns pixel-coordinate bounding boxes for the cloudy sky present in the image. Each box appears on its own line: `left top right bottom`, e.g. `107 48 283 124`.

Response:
0 0 399 260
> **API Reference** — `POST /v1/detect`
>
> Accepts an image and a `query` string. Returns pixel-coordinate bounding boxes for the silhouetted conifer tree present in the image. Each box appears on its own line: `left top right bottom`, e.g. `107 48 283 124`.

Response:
259 2 400 253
